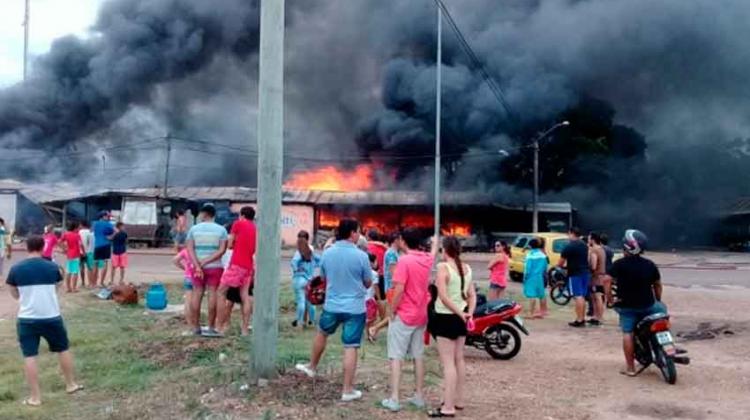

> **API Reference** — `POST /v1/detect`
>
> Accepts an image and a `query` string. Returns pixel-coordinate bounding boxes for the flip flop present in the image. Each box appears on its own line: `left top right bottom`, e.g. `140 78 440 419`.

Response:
619 370 637 377
67 384 84 394
22 398 41 407
441 402 464 411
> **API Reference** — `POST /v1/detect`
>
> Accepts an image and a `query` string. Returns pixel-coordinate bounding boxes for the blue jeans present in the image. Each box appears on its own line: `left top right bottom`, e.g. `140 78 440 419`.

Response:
293 277 316 324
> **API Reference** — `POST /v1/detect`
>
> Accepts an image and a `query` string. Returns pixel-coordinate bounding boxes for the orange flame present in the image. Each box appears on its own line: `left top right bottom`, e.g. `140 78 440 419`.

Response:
285 164 374 192
318 208 472 237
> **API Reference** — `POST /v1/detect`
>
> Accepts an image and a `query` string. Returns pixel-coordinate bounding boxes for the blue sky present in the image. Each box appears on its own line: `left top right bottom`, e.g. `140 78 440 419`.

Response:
0 0 102 87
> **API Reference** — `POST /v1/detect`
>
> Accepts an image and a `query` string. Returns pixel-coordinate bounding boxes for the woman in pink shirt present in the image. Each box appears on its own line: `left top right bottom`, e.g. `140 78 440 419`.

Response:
487 241 511 300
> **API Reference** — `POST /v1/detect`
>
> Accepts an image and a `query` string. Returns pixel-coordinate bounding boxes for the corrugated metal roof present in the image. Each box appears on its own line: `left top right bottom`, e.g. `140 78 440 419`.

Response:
10 180 571 213
723 197 750 216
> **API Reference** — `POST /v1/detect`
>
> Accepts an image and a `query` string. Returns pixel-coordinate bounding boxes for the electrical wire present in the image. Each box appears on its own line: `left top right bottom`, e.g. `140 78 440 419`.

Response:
433 0 521 129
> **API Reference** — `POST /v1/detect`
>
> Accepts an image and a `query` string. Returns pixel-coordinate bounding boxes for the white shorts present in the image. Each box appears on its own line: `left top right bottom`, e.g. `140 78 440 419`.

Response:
387 315 426 360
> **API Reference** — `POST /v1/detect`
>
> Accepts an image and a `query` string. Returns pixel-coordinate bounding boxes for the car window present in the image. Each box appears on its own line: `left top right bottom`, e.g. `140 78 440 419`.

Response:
513 236 528 249
552 239 570 253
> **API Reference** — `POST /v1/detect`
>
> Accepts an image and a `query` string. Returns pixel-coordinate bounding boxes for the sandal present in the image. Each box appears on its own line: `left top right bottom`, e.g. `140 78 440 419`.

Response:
22 398 41 407
619 369 637 377
428 408 456 417
67 384 85 394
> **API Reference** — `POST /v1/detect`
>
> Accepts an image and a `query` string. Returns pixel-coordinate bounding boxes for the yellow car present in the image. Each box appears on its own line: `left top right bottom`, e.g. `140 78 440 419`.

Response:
508 232 570 281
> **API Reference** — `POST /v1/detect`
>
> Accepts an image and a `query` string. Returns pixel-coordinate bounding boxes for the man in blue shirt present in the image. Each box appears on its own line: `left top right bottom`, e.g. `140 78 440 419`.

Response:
297 219 372 403
92 211 114 287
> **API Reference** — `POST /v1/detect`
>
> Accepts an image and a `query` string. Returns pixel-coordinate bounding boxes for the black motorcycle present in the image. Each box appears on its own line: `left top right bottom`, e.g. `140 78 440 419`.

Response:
632 311 690 384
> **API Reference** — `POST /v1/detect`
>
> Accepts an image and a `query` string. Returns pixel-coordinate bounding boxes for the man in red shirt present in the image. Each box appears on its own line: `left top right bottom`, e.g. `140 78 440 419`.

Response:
380 229 438 412
217 207 257 336
60 222 84 293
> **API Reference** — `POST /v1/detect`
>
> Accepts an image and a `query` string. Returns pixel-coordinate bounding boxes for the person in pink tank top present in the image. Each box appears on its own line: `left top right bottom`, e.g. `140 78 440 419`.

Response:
487 241 511 300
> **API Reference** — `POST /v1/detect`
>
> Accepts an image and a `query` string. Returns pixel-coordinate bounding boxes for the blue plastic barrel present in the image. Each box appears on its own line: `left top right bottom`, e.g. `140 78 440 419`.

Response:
145 283 168 310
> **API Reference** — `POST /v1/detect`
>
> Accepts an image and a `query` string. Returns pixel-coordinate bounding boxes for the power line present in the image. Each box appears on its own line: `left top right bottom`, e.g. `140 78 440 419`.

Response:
433 0 521 130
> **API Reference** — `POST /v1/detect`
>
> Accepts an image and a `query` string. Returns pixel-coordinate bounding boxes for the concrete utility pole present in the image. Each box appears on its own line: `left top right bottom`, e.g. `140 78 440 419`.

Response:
532 121 570 233
433 4 442 240
163 134 172 198
252 0 284 381
23 0 30 81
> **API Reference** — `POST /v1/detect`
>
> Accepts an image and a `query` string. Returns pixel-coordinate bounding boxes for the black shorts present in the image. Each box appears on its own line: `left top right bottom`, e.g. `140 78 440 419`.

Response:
429 313 467 340
591 285 605 294
94 246 111 261
377 274 385 300
226 283 254 304
17 317 70 357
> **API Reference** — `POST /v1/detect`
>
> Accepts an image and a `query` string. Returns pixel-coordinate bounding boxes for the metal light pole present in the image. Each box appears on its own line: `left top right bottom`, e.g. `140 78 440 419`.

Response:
252 0 284 381
532 121 570 233
163 134 172 198
23 0 30 81
434 3 442 240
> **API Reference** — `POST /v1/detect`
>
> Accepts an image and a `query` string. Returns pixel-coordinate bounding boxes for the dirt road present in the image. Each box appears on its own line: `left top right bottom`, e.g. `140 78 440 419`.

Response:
461 284 750 420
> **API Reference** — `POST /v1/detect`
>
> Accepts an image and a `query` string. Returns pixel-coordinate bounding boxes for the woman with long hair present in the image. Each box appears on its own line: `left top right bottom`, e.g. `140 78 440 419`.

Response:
428 236 477 417
487 241 511 300
291 230 320 328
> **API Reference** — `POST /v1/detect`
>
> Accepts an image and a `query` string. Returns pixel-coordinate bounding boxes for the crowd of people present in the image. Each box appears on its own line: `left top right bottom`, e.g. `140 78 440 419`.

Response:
174 203 258 338
286 220 668 416
2 205 668 411
291 219 482 417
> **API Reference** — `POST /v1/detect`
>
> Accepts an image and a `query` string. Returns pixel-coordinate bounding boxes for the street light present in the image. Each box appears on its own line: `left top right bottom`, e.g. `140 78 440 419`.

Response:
532 120 570 233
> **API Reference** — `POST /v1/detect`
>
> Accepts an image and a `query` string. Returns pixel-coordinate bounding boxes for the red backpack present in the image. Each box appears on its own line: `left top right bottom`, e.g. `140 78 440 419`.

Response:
305 276 326 305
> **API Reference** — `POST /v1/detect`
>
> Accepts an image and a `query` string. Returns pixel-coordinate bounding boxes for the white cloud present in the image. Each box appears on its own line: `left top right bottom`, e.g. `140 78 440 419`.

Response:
0 0 103 87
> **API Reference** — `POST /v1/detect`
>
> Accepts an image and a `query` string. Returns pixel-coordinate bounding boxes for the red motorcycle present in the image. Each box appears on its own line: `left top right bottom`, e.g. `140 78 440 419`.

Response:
466 297 529 360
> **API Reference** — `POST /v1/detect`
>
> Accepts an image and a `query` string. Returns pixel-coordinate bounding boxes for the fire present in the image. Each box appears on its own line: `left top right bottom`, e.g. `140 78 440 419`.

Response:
443 222 471 237
317 208 472 237
285 164 374 192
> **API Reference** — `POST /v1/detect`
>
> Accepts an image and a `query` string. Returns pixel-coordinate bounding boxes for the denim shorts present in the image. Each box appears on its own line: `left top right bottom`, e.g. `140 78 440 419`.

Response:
615 301 668 333
183 278 193 291
568 273 591 298
318 310 366 348
17 317 69 357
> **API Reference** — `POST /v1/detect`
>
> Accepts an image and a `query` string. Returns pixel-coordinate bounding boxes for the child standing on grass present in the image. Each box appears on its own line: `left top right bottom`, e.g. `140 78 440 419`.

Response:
366 253 380 334
61 221 84 293
109 222 128 285
42 225 58 261
523 238 549 318
174 248 197 328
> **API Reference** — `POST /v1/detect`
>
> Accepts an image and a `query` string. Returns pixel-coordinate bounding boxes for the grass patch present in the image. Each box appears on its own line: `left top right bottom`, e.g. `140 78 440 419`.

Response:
0 276 527 419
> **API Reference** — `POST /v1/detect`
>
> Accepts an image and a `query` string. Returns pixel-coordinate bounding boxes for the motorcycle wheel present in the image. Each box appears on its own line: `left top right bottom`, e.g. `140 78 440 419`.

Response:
484 323 522 360
655 346 677 384
550 283 572 306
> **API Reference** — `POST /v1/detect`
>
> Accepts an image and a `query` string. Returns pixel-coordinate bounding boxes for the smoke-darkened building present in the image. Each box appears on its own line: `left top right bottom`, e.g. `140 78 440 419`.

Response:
29 186 572 250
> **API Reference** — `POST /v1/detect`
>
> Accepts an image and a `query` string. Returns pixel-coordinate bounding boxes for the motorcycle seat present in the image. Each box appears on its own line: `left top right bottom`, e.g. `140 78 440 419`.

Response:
635 312 669 330
474 299 515 317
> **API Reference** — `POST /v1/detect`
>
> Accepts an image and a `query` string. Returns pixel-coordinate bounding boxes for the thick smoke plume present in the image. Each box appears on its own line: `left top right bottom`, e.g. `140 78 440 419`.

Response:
1 0 750 245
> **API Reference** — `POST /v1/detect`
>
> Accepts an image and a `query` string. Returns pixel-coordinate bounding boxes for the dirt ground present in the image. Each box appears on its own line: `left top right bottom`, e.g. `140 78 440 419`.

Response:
1 251 749 419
